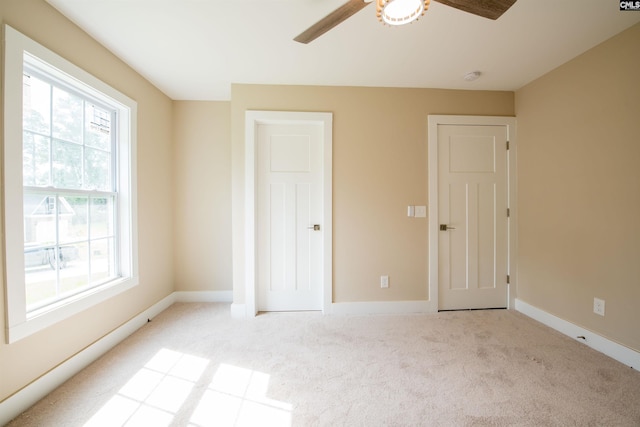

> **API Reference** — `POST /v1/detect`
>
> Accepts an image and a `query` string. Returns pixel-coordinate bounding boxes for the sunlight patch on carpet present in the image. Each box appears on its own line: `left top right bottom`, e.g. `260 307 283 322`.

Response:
84 349 206 427
83 349 291 427
190 363 292 426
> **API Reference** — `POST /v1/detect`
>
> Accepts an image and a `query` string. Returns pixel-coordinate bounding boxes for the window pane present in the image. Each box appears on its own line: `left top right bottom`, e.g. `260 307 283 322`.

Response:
84 147 112 191
53 139 82 188
23 131 36 186
25 247 57 309
85 104 112 151
59 242 88 296
60 196 88 244
52 87 83 143
24 193 57 246
23 74 51 134
23 132 51 186
90 238 116 283
91 197 115 238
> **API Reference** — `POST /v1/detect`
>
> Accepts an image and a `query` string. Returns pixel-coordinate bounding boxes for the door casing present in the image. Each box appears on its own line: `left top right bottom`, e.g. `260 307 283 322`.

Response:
244 111 333 317
428 115 517 310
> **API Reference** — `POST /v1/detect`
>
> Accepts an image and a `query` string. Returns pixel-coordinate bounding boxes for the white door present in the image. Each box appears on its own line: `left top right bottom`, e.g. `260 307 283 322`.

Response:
437 124 509 310
256 123 323 311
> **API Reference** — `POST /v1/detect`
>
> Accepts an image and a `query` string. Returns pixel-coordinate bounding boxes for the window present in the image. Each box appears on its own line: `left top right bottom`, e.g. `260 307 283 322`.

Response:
3 25 138 343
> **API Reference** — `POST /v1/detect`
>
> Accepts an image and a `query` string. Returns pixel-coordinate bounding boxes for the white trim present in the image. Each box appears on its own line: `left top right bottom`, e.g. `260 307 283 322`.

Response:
331 300 434 316
427 115 517 310
516 299 639 371
244 111 333 317
245 113 257 317
8 279 139 343
230 303 246 318
0 294 176 426
3 25 139 343
173 291 233 303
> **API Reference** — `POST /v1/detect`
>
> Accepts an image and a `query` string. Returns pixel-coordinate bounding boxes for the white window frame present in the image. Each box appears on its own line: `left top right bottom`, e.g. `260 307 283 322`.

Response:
3 25 138 343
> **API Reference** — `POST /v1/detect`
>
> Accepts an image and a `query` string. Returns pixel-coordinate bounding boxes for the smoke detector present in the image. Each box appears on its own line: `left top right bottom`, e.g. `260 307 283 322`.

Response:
464 71 482 81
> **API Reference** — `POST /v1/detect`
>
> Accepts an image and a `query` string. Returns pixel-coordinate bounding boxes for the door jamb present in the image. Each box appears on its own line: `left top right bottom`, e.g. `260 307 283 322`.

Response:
244 111 333 317
427 115 518 310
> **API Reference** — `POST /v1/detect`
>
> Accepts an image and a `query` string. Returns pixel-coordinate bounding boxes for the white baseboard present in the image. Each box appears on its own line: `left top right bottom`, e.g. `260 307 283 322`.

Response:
0 293 176 426
173 290 232 303
515 298 639 371
330 300 436 315
229 300 437 317
230 303 246 318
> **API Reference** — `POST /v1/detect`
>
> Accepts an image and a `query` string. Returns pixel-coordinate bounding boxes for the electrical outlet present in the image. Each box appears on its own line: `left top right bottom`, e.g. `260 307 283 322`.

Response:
380 275 389 288
593 298 605 316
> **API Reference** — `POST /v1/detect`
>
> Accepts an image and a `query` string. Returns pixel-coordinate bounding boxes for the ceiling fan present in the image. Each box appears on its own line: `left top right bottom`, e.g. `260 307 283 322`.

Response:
294 0 517 44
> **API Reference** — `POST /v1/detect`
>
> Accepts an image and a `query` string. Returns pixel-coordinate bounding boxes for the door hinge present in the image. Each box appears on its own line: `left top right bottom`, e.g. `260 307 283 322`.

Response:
507 275 510 284
507 208 510 218
506 141 510 150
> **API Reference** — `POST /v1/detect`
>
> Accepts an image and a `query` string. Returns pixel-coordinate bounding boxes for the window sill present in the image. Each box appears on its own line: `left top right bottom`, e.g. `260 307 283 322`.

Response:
7 275 138 344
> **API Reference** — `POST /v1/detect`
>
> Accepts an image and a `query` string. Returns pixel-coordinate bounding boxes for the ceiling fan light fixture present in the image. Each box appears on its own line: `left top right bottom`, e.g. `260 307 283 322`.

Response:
377 0 430 26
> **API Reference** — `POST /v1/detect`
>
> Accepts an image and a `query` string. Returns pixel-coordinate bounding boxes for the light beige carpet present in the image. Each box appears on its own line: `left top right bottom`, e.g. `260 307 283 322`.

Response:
8 303 640 426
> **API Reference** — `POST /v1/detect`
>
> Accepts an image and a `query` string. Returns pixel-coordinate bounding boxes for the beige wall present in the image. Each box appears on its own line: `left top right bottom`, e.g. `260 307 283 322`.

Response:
515 23 640 351
0 0 174 402
173 101 232 291
231 85 515 304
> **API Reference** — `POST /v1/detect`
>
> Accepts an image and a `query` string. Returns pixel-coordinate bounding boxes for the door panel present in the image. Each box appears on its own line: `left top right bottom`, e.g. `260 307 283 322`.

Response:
269 183 286 292
438 125 508 310
257 123 323 311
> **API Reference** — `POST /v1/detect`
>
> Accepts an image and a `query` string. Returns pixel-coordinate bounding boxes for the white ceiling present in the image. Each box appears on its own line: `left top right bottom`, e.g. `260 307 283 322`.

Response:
45 0 640 101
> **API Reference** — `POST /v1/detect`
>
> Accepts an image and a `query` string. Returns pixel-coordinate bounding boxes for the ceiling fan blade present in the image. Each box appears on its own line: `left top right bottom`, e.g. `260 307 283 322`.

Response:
294 0 371 44
434 0 517 20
